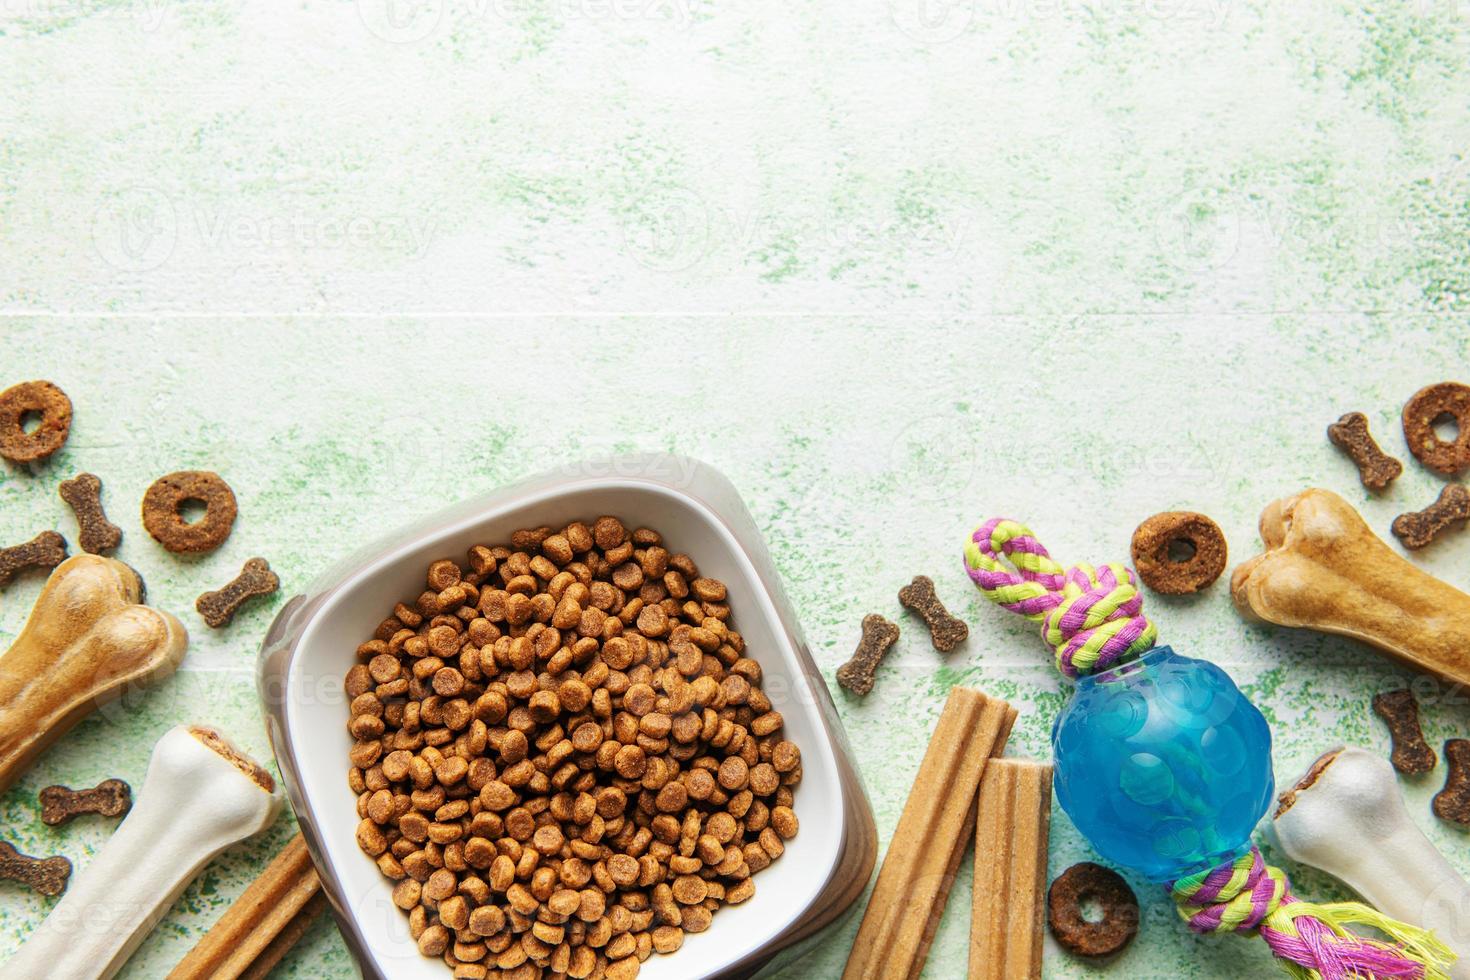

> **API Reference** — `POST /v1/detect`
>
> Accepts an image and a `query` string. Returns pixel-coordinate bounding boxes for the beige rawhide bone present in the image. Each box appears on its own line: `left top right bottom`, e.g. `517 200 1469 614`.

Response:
4 725 280 980
1232 488 1470 688
1274 746 1470 980
0 554 188 795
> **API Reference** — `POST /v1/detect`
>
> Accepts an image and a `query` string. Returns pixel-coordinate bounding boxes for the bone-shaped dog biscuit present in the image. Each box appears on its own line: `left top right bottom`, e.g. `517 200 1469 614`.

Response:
1371 689 1436 775
1435 739 1470 826
59 473 122 555
0 555 188 794
0 841 71 897
1328 412 1403 491
0 531 67 588
1393 484 1470 550
40 778 132 826
836 614 899 696
898 575 969 652
1233 488 1470 690
195 557 279 628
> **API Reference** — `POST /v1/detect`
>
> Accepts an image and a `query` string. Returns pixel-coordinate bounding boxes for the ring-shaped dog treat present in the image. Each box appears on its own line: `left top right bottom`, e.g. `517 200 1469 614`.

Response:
142 471 238 554
1403 381 1470 476
1130 511 1227 595
0 381 72 464
1047 862 1139 958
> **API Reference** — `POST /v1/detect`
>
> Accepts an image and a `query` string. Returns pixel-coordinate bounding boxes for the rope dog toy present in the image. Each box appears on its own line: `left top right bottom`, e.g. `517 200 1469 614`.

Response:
964 517 1453 980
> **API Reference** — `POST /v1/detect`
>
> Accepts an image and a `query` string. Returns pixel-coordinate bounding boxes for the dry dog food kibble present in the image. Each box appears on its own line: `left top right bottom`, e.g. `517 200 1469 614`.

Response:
835 614 900 696
0 380 72 464
1392 484 1470 550
0 840 71 897
346 518 800 979
1371 689 1436 775
1402 382 1470 476
1047 862 1138 958
0 530 68 588
196 557 280 628
142 470 238 553
59 472 123 555
1327 412 1403 491
897 575 969 653
1434 739 1470 825
39 778 132 826
1130 511 1227 595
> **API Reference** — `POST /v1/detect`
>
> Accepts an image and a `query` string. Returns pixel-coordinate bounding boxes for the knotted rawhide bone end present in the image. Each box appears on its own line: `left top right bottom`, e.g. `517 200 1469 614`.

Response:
1232 488 1470 689
58 472 122 554
0 840 71 897
0 554 188 795
1392 483 1470 550
1371 689 1436 774
0 530 67 588
1434 738 1470 825
1328 411 1403 490
835 614 899 695
40 778 132 826
897 574 969 652
195 557 280 628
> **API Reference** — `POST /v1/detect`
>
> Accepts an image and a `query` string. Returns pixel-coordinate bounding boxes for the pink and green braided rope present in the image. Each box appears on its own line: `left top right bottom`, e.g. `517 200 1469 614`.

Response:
964 516 1454 980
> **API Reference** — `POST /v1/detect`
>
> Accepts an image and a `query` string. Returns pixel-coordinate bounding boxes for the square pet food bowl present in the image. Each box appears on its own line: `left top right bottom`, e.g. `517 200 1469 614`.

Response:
259 455 877 979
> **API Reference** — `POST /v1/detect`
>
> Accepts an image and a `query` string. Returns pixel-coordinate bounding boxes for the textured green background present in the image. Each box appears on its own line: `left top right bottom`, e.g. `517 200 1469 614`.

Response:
3 2 1470 978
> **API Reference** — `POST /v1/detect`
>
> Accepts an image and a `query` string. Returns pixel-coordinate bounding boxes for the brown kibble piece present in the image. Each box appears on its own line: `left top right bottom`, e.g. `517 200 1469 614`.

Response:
1434 739 1470 825
0 530 67 588
1392 484 1470 550
39 778 131 826
196 557 280 628
897 575 969 653
1328 412 1403 491
1403 382 1470 476
58 473 122 554
0 380 71 464
835 614 899 696
1047 862 1138 957
1130 511 1227 595
0 840 71 896
1372 688 1437 775
142 470 238 553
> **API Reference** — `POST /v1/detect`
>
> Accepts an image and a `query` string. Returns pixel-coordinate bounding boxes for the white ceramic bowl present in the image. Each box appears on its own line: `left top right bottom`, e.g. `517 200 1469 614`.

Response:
259 456 875 979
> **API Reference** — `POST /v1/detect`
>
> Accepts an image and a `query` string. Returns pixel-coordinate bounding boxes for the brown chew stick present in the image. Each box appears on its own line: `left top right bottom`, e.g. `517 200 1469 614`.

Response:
970 758 1051 980
196 557 280 628
898 575 969 652
1233 488 1470 691
39 778 132 825
0 554 188 795
167 833 323 980
58 473 122 554
0 840 72 897
841 687 1016 980
1434 739 1470 825
1392 484 1470 550
238 891 328 980
1372 689 1436 774
1403 382 1470 476
1328 412 1403 490
0 531 67 588
836 614 900 695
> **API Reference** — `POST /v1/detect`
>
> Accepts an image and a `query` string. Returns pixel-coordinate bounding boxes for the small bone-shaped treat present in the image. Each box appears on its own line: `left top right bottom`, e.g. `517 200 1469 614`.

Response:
1327 411 1403 490
1372 689 1436 774
1434 739 1470 825
195 557 280 628
1392 484 1470 550
0 530 67 588
58 473 122 555
0 554 188 794
835 614 899 696
0 840 71 897
40 778 132 826
1275 746 1470 979
1233 488 1470 690
898 575 969 652
4 725 279 980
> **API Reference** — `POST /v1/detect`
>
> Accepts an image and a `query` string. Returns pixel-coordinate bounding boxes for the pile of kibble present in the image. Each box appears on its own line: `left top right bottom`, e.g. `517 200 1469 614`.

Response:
346 517 801 980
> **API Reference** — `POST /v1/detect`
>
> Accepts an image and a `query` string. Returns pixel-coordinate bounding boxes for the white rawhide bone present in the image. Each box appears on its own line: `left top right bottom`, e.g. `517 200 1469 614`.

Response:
1275 746 1470 980
1232 488 1470 687
5 725 279 980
